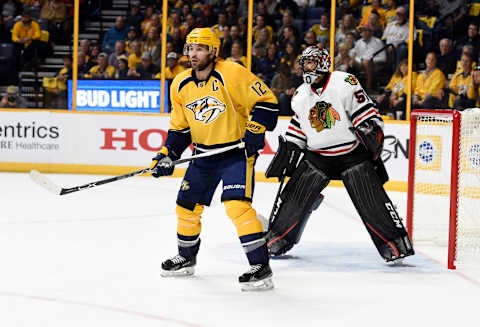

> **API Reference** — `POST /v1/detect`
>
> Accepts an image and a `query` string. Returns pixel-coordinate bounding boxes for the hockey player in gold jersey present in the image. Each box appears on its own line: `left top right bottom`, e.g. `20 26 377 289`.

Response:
150 28 279 291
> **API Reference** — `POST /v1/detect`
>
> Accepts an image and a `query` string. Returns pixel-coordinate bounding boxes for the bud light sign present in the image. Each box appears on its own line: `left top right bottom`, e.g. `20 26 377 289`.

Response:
68 80 168 113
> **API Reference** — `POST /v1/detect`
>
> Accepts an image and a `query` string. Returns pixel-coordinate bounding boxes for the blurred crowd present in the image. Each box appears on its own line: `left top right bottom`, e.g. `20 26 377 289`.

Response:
3 0 480 117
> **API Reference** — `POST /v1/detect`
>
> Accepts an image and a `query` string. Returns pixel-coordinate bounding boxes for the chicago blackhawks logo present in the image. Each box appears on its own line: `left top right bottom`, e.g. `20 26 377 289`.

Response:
308 101 341 132
344 75 358 85
186 96 226 124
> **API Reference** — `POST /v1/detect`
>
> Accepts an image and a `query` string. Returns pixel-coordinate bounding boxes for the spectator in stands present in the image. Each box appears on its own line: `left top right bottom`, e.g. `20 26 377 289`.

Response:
155 52 185 81
437 38 457 77
237 16 248 41
455 22 480 61
302 31 317 50
180 3 191 21
219 26 231 58
88 42 100 66
129 51 158 79
170 26 184 55
470 65 480 107
0 85 27 108
126 1 143 33
270 63 291 113
167 12 185 39
367 10 384 39
114 55 129 79
2 0 21 26
260 43 280 86
276 9 297 42
334 42 354 73
335 13 357 46
310 13 330 43
225 1 238 25
455 45 476 74
254 28 270 51
141 5 154 35
279 25 300 54
281 60 302 115
412 52 446 109
102 16 128 54
384 0 398 26
227 40 246 67
344 31 356 54
125 26 138 53
183 13 198 38
352 24 387 92
128 40 142 70
376 59 417 119
85 52 115 79
229 24 246 50
256 2 276 30
252 43 267 80
382 6 412 69
142 27 158 54
280 41 299 69
77 51 91 78
45 54 72 109
254 14 273 43
212 11 228 41
444 53 476 110
201 4 217 27
11 10 44 69
360 0 386 27
79 39 90 59
40 0 68 43
108 40 128 70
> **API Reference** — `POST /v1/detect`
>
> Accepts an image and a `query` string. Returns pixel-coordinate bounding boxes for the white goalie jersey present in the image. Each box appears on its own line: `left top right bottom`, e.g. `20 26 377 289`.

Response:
286 71 383 156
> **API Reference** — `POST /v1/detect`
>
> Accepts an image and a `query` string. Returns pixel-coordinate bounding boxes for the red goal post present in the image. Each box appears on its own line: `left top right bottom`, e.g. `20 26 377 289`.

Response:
407 109 480 270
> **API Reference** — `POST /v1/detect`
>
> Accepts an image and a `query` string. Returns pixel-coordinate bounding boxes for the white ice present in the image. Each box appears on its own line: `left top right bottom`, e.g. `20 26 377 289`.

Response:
1 172 479 327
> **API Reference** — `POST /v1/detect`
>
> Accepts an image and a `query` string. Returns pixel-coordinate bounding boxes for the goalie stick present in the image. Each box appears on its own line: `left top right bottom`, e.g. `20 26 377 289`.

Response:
30 143 244 196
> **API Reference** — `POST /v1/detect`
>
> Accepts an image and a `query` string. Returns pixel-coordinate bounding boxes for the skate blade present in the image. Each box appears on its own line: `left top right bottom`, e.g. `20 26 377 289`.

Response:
240 277 274 292
160 266 195 277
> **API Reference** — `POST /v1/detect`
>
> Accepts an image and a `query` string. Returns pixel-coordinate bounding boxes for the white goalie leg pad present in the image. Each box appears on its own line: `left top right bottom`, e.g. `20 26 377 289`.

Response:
160 266 195 277
240 277 274 292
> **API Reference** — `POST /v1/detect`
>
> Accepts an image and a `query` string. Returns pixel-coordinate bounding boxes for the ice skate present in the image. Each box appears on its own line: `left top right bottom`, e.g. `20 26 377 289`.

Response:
161 254 196 277
238 263 274 291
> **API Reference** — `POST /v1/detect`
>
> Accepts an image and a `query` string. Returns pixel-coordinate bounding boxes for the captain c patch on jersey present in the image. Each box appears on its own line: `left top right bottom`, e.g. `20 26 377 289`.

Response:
186 96 227 124
308 101 341 132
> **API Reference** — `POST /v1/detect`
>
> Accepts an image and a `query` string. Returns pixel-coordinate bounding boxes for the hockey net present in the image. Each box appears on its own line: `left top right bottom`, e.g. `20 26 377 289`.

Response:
407 109 480 269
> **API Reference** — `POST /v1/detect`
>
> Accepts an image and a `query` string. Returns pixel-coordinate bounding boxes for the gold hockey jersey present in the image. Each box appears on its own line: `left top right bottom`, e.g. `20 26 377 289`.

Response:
168 60 278 152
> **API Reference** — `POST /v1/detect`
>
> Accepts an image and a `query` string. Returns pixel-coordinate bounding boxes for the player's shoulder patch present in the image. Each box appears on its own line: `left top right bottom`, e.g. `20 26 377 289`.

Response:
344 74 358 85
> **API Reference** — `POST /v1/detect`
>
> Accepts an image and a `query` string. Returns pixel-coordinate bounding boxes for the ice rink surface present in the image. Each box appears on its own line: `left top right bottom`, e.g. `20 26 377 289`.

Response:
1 172 479 327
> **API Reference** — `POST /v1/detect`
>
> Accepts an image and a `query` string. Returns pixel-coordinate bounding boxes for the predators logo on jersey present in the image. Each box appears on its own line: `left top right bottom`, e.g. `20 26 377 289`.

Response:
308 101 341 132
186 95 227 124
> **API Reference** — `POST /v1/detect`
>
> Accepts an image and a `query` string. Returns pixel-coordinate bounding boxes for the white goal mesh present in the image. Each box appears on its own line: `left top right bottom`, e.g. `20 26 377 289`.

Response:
408 109 480 269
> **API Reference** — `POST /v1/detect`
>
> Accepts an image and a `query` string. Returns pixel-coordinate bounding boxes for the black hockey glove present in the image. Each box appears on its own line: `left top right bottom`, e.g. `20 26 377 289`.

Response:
150 147 174 178
265 135 303 178
350 118 384 160
244 120 266 157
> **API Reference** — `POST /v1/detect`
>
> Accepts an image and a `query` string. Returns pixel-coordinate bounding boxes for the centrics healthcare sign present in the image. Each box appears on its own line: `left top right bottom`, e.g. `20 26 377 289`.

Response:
0 110 410 186
68 80 168 113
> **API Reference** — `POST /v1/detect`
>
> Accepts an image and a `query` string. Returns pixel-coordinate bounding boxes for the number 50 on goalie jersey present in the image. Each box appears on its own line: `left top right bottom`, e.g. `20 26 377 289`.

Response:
287 71 383 156
168 60 279 152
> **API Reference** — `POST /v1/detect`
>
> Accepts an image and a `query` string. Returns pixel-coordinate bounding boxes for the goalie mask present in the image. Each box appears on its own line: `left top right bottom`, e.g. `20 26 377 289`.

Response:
184 27 221 57
298 46 331 84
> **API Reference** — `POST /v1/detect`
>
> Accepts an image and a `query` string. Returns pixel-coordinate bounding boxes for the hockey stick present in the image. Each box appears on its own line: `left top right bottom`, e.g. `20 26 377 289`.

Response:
267 172 287 230
30 143 244 196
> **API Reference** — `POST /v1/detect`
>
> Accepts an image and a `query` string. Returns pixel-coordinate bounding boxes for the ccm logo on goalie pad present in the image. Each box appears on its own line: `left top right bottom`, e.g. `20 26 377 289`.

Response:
186 96 226 124
385 202 403 229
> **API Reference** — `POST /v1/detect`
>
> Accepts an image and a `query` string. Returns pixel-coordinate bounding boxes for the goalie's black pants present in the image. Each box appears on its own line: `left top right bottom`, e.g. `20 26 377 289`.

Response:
303 146 413 261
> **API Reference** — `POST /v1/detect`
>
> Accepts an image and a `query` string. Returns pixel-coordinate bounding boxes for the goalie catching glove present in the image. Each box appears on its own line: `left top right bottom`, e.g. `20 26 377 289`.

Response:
151 147 175 177
350 118 384 160
244 120 266 157
265 135 303 178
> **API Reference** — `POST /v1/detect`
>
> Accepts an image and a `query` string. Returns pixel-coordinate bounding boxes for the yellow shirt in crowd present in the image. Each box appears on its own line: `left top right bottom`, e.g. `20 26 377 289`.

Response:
12 20 41 47
414 68 446 101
